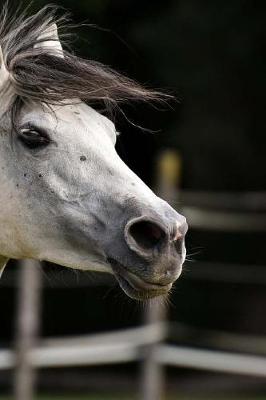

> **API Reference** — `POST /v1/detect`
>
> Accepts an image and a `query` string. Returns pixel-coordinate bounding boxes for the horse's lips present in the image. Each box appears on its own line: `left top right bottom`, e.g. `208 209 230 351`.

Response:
122 269 172 292
108 258 172 299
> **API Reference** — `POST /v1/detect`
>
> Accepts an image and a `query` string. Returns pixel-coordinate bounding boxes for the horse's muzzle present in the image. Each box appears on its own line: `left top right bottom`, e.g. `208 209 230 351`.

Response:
109 211 187 300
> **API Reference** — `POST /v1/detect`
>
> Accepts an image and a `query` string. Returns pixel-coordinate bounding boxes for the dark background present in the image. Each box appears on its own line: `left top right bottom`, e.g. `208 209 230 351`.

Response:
1 0 266 397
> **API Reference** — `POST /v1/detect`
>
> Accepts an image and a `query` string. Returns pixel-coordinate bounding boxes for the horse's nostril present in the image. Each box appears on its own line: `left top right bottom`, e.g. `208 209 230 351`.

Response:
175 237 183 255
129 220 166 250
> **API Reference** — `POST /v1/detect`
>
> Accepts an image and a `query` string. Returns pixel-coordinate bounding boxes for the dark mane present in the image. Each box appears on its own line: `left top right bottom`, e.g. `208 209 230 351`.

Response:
0 3 169 115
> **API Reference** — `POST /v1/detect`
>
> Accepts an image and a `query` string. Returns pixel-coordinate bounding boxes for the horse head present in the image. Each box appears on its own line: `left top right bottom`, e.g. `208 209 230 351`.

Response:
0 6 187 299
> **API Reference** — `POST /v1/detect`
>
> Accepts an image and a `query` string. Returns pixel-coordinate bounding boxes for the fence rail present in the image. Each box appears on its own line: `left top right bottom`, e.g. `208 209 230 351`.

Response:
182 206 266 231
1 326 266 378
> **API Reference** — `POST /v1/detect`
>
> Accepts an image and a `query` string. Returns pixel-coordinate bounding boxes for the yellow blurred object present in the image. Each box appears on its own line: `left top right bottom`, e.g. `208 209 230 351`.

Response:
156 150 182 201
157 149 182 187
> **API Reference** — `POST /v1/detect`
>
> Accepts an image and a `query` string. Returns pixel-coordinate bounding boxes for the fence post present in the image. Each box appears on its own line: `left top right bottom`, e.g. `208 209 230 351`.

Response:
140 150 182 400
14 260 42 400
140 299 167 400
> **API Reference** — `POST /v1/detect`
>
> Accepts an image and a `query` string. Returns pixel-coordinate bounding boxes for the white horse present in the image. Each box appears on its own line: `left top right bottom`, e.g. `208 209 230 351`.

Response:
0 5 187 300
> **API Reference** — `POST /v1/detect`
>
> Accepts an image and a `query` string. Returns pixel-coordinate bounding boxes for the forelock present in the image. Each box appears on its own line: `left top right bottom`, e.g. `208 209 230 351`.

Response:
0 3 170 118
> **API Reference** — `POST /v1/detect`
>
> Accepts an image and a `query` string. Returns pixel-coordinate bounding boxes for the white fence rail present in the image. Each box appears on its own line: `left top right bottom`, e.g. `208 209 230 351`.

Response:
1 325 266 377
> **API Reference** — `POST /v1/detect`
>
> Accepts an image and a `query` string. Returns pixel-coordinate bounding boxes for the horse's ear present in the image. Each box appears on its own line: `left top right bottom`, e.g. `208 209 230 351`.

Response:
0 46 14 117
35 23 64 58
0 45 9 86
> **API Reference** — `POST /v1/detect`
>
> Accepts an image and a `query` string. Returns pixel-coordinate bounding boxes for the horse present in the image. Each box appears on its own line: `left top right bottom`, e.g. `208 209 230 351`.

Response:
0 5 187 300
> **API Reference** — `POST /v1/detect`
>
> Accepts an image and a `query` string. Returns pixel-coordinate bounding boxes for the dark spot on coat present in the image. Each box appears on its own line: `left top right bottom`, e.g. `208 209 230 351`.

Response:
80 155 87 161
107 168 114 176
38 174 42 178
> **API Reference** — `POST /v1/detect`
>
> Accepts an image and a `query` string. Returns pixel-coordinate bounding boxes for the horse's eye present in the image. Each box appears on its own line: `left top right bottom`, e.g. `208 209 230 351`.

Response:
18 128 51 149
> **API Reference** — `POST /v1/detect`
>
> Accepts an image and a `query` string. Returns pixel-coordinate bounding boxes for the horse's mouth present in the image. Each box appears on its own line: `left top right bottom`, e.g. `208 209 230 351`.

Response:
108 258 172 300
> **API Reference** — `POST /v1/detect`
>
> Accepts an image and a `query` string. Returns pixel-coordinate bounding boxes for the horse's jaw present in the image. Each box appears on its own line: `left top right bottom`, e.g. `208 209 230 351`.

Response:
0 255 8 278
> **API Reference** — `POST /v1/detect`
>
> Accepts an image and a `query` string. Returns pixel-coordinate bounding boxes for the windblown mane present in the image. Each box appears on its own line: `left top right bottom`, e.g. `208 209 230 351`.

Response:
0 3 167 114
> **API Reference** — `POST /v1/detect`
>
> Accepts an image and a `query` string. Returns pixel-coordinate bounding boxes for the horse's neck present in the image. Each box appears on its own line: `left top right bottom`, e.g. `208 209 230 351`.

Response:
0 255 8 278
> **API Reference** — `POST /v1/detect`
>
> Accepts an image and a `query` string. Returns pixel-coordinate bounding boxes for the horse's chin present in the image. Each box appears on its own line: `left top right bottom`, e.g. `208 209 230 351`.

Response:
108 258 172 300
